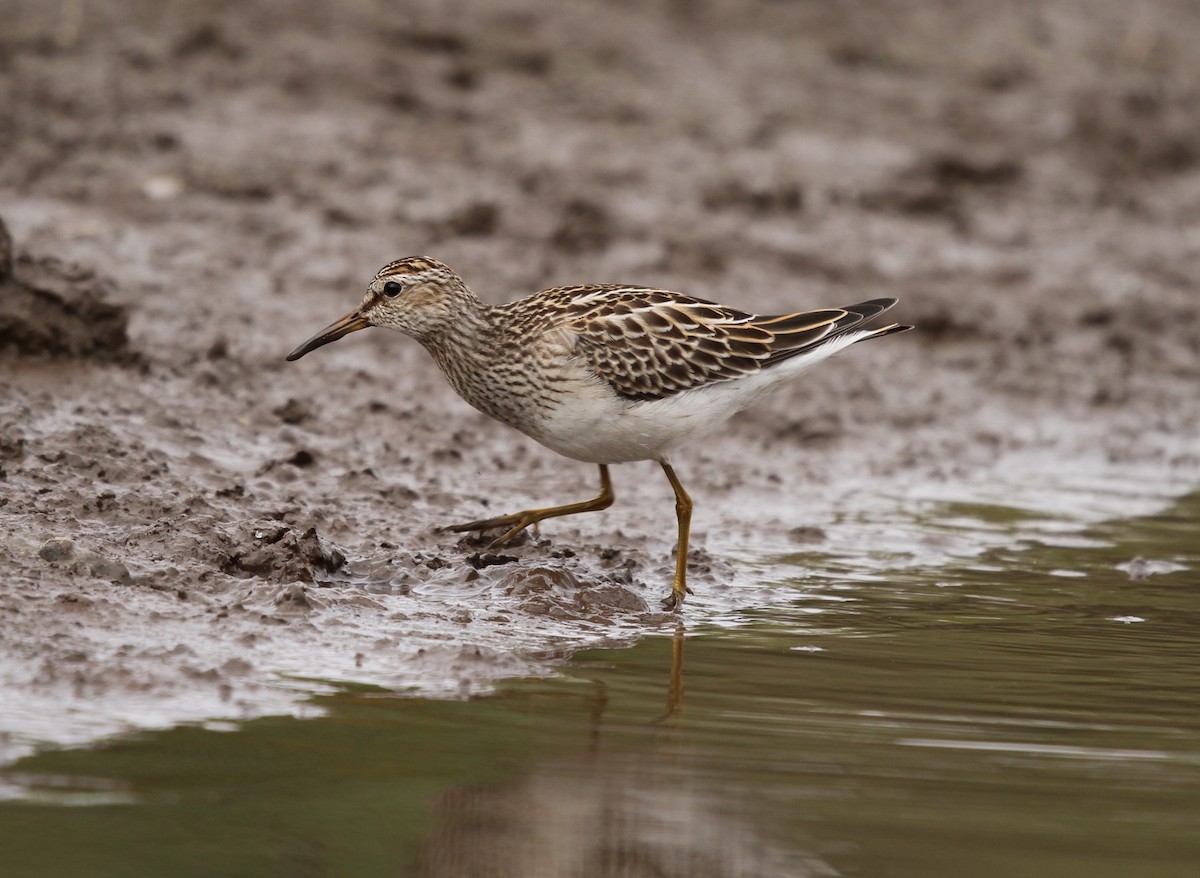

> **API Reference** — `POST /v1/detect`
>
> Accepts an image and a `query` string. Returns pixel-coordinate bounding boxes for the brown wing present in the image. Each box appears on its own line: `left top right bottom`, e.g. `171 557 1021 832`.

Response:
534 286 889 402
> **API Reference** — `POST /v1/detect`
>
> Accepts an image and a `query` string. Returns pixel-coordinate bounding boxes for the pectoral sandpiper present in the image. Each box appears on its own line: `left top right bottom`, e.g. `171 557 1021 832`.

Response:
287 257 911 610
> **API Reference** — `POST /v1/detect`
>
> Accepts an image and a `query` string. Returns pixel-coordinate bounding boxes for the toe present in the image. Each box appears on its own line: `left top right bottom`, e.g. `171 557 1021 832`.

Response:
445 514 515 533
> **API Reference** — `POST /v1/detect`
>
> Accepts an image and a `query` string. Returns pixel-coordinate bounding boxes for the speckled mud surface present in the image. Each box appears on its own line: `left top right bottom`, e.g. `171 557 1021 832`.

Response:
2 0 1199 761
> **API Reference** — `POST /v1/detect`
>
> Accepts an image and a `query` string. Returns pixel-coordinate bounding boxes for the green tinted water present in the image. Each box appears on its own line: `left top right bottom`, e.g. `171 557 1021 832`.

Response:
3 492 1198 877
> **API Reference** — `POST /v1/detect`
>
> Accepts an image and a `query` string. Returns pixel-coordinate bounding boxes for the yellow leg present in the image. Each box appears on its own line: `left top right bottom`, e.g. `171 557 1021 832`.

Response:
446 464 614 547
659 459 694 611
652 622 687 725
667 622 685 716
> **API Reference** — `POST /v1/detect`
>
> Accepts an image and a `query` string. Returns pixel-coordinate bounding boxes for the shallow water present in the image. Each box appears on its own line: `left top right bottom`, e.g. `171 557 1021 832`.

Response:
2 491 1198 877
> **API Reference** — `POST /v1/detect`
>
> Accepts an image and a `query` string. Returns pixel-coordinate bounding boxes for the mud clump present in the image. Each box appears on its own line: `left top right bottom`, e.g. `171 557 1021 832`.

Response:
1071 86 1200 179
223 525 347 584
467 552 519 569
702 178 805 215
0 217 10 278
550 200 612 254
0 216 133 361
499 565 649 620
274 582 321 611
439 202 500 237
861 150 1023 224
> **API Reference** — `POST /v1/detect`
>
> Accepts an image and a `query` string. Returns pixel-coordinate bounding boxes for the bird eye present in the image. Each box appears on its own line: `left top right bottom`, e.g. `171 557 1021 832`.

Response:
383 281 403 298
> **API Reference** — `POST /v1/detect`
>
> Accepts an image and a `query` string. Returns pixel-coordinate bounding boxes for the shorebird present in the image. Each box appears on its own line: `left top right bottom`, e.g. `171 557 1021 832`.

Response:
287 257 911 610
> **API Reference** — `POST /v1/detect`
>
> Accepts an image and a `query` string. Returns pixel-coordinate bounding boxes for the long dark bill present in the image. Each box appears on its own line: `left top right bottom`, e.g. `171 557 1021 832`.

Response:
285 311 368 361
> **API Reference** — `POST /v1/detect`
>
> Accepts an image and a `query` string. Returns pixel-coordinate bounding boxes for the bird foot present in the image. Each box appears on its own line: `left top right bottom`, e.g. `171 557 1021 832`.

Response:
660 585 693 612
444 512 536 548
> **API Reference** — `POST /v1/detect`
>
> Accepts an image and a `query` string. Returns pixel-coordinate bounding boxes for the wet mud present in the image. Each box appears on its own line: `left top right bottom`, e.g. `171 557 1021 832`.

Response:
2 0 1199 757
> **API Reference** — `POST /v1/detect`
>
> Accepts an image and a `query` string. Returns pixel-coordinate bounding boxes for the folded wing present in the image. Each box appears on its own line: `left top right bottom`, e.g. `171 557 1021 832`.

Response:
547 286 901 402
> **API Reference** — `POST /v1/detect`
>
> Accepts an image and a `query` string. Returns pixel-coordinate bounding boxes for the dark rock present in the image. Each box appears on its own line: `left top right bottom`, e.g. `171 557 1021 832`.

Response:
787 526 826 544
467 552 519 569
273 398 312 425
39 537 77 563
39 537 132 583
287 449 317 468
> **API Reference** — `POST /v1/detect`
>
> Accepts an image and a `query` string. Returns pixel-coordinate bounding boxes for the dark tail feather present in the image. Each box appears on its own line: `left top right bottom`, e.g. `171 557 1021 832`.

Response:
860 322 913 341
839 299 912 342
763 300 911 367
841 297 898 322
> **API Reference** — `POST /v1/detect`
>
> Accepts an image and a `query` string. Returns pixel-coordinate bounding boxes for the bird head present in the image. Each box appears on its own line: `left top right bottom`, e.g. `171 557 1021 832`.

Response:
285 257 469 361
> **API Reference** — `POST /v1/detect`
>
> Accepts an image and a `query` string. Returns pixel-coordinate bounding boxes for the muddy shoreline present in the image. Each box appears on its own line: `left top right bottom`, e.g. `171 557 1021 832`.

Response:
3 0 1199 760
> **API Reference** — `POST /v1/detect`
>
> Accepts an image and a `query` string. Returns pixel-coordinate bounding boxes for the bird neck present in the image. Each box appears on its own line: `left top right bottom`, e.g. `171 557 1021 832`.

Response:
418 291 501 380
419 292 548 430
430 290 493 347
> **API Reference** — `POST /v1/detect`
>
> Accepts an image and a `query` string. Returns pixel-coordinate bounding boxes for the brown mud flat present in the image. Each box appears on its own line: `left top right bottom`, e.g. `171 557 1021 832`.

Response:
2 0 1199 758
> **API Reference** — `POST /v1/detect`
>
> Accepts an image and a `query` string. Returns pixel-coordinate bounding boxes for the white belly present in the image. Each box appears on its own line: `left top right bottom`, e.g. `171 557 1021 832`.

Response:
512 329 872 463
518 373 771 463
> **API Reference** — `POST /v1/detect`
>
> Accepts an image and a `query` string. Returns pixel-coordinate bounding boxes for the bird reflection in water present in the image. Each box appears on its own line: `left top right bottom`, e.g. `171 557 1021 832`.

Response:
414 625 828 877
